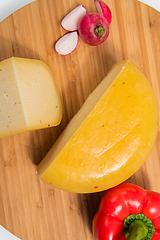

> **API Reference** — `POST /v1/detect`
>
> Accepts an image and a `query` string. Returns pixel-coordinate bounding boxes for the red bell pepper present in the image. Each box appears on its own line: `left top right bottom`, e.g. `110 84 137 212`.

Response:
92 183 160 240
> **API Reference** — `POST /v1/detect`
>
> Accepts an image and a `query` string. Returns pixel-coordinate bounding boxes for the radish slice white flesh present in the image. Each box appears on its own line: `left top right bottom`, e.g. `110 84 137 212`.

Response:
55 31 79 55
94 0 112 25
61 5 87 31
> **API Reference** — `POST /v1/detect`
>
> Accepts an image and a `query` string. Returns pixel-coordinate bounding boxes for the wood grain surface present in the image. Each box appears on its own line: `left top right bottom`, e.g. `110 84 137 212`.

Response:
0 0 160 239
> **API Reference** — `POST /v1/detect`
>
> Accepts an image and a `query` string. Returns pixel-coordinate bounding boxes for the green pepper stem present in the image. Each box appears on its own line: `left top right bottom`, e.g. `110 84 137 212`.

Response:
127 220 148 240
124 213 155 240
94 26 105 37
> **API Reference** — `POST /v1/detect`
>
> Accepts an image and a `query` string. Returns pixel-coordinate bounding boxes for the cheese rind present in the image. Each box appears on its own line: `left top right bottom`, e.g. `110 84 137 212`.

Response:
37 60 159 193
0 57 62 138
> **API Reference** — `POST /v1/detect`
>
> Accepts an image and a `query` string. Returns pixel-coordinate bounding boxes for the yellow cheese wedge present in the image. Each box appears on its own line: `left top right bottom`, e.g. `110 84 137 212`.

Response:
0 57 62 138
37 60 159 193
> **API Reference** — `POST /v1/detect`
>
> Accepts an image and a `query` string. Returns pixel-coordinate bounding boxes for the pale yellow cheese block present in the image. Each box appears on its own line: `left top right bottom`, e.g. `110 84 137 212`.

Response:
0 57 62 138
37 60 159 193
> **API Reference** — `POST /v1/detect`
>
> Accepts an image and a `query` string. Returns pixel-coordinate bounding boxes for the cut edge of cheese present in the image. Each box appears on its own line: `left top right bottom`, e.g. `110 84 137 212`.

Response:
13 57 62 130
37 59 131 177
12 57 29 128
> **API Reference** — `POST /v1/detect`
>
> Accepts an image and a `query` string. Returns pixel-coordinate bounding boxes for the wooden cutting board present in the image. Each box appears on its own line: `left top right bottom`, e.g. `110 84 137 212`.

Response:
0 0 160 239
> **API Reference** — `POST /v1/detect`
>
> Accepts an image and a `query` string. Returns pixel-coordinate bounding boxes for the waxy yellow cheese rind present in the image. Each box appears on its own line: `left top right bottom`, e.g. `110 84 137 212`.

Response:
37 60 158 193
0 57 62 138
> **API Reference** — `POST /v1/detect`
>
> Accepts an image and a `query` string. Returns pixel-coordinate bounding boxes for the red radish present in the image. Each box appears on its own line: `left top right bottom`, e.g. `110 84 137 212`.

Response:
78 13 109 46
55 31 79 55
61 5 87 31
94 0 112 25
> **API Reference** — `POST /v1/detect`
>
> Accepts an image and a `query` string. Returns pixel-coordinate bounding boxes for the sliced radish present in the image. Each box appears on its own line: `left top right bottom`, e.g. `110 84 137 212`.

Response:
55 31 79 55
94 0 112 25
61 5 87 31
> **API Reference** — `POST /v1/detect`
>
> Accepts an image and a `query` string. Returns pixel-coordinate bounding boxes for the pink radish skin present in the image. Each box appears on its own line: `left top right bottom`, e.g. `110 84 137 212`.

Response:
61 5 87 31
78 13 109 46
55 31 79 55
94 0 112 25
